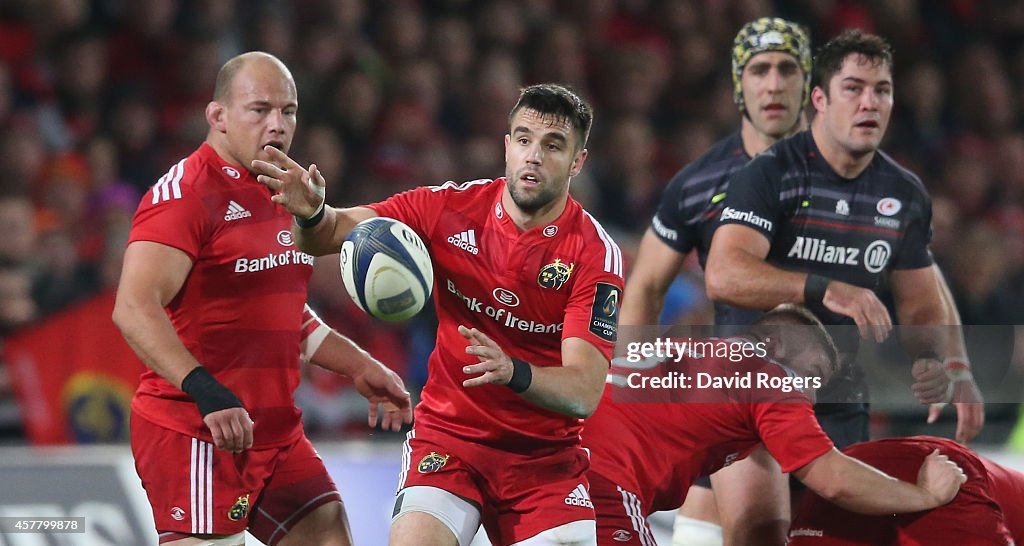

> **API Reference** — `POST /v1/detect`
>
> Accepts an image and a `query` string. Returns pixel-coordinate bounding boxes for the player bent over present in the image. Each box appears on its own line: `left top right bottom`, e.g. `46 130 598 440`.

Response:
789 436 1024 546
582 305 966 546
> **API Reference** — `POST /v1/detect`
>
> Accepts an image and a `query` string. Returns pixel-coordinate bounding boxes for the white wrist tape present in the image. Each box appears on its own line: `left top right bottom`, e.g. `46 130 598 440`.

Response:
300 304 331 363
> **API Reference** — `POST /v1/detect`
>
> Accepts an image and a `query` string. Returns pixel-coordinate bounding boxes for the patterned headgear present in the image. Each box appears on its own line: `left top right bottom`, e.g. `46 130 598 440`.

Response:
732 17 812 113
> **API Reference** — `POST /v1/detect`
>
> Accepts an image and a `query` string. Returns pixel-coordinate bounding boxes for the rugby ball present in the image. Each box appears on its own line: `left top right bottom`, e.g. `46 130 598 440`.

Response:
340 217 433 321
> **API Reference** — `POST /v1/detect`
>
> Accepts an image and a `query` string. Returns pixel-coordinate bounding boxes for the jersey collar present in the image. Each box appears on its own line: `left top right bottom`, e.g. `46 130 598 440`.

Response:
492 177 576 240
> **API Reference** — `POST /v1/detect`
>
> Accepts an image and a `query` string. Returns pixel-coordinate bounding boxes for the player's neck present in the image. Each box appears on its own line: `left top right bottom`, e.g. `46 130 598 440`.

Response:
740 115 804 157
205 134 244 168
501 189 568 232
810 122 875 179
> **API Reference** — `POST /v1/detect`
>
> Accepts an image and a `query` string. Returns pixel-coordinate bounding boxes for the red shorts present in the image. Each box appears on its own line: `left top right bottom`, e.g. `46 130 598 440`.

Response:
131 413 340 545
589 472 656 546
398 427 594 545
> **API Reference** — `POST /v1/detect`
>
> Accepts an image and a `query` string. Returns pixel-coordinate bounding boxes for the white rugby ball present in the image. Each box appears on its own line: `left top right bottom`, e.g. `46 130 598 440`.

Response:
340 217 433 321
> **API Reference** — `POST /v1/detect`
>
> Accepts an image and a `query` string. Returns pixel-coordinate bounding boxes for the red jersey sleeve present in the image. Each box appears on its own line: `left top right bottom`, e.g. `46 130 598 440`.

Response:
367 185 447 241
561 214 624 360
128 159 210 260
752 401 834 473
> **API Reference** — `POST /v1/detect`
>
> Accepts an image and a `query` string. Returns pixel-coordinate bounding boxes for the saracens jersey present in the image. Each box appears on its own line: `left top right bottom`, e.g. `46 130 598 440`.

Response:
718 130 934 325
128 143 316 448
369 178 624 450
583 349 834 513
649 132 761 326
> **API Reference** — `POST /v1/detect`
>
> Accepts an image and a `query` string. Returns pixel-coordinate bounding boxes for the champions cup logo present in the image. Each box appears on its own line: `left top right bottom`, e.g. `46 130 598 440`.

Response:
603 288 619 317
227 494 250 521
418 452 450 473
538 259 574 290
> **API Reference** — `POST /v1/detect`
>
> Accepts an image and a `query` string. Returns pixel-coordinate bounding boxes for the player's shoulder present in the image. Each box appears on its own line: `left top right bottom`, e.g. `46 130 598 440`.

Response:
148 145 229 205
873 150 929 197
668 132 748 188
427 177 501 197
565 204 623 278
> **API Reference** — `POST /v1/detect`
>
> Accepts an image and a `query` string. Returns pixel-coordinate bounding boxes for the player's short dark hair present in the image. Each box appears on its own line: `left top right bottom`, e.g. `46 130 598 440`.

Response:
812 29 893 96
508 84 593 149
753 304 839 372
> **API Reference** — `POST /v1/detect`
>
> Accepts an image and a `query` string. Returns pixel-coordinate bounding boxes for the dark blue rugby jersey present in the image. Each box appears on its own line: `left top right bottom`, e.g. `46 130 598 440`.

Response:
650 132 762 326
718 129 934 327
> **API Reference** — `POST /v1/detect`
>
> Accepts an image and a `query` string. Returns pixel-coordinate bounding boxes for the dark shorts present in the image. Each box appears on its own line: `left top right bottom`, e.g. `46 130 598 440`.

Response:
693 402 869 489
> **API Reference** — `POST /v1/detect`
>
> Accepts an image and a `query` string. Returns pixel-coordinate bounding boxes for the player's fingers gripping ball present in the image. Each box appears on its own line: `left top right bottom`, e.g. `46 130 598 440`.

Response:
341 217 433 321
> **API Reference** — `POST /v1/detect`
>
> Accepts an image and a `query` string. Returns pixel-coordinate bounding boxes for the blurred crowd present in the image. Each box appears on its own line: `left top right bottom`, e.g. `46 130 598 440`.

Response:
1 0 1023 439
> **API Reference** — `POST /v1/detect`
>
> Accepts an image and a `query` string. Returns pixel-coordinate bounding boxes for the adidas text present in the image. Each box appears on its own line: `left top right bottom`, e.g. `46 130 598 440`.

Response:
224 200 252 221
564 485 594 509
447 230 479 255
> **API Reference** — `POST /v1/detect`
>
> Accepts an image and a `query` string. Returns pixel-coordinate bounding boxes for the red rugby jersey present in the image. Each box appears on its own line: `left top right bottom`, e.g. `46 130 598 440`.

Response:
128 143 315 448
370 178 624 450
584 350 834 512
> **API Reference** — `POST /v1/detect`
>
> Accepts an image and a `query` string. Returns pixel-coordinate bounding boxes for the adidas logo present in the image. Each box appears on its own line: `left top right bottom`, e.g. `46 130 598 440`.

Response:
224 200 252 221
563 484 593 508
447 229 479 255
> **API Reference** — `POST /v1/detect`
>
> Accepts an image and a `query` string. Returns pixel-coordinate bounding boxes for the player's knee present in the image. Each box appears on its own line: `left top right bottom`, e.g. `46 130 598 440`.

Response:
392 486 480 546
510 519 596 545
672 515 723 546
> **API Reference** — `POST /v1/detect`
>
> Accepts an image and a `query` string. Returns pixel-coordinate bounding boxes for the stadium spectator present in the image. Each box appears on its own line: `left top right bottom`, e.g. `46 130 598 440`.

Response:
705 29 984 544
254 83 623 546
112 51 412 546
789 436 1024 546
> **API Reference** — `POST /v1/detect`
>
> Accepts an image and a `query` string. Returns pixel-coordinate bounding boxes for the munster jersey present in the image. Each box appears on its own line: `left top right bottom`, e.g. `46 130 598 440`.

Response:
369 178 624 450
649 132 761 326
583 348 834 513
129 144 315 448
791 436 1024 545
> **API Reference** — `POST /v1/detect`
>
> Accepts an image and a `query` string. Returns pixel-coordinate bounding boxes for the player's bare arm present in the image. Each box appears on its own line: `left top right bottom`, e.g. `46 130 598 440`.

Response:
308 331 413 432
459 326 606 418
620 228 688 327
891 265 985 443
706 223 892 341
113 241 253 453
251 145 375 256
793 447 966 515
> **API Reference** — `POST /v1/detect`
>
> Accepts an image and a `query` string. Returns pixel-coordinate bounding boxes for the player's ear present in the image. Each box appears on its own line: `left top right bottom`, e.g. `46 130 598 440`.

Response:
810 85 828 114
570 148 588 177
206 101 226 133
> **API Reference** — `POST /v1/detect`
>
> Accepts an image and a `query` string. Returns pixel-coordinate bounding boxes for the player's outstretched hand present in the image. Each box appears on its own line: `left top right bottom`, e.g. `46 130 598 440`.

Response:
822 280 892 342
203 407 254 453
916 449 967 507
351 361 413 432
926 385 985 444
251 145 325 219
459 325 514 388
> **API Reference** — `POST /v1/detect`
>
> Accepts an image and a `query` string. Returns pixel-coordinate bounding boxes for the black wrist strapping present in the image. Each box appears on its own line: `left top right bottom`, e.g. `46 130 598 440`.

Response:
294 200 325 229
804 274 830 306
507 358 533 393
180 367 244 417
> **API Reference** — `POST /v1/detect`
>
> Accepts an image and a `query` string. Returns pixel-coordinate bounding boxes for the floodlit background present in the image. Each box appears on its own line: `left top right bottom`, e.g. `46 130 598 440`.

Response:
0 0 1023 544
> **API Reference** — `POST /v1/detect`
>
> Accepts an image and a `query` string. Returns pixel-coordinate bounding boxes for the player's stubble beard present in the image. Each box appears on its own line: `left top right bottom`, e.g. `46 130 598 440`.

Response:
506 165 572 214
